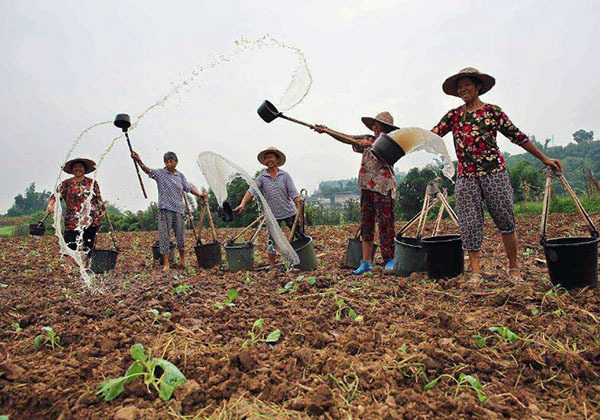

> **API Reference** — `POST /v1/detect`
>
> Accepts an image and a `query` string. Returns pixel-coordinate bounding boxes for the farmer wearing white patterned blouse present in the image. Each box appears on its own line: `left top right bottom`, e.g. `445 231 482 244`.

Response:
235 147 303 269
131 151 207 271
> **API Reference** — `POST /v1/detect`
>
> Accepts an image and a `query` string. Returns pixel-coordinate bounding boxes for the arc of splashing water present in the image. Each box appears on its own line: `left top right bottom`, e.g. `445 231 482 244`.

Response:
52 34 313 288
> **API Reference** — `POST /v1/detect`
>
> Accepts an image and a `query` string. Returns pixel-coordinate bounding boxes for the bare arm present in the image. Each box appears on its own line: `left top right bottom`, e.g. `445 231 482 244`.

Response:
130 151 153 175
521 141 563 172
312 125 368 148
234 190 253 212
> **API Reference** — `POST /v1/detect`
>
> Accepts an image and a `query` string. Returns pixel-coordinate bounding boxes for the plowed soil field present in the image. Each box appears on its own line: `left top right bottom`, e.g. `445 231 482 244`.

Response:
1 214 599 419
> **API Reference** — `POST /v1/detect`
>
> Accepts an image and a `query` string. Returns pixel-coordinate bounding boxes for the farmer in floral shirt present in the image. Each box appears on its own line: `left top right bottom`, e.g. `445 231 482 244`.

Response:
432 67 562 283
47 157 105 259
313 112 398 274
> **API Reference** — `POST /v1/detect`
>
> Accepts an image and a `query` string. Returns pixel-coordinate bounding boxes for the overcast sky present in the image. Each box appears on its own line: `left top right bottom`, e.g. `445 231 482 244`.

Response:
1 0 599 212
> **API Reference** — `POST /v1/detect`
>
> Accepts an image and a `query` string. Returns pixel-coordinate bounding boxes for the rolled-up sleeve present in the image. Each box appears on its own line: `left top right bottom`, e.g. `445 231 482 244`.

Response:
351 134 374 154
180 173 192 193
497 108 529 146
431 111 453 137
285 173 299 201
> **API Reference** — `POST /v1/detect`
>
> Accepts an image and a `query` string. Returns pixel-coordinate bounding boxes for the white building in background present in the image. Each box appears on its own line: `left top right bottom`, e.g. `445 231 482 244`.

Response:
333 192 360 206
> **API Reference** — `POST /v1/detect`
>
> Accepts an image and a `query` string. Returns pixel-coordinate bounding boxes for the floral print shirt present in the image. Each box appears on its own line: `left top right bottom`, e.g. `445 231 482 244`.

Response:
352 135 396 198
58 177 104 230
432 103 529 177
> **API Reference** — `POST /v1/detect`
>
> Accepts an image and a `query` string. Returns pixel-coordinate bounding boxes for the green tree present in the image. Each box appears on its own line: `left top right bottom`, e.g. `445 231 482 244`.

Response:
508 161 545 202
6 183 52 216
395 167 454 219
572 129 594 144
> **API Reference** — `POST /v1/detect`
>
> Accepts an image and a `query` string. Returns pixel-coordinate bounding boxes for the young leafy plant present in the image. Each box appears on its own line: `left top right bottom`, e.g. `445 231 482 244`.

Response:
147 309 172 325
334 298 363 323
173 283 191 296
97 343 186 402
33 326 62 350
242 318 281 348
215 289 238 309
278 275 316 294
473 326 522 347
11 322 22 333
424 373 486 403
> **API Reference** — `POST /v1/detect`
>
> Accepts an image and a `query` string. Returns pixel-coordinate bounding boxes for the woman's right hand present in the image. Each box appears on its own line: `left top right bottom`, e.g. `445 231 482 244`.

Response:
234 203 245 213
312 124 329 134
131 151 140 161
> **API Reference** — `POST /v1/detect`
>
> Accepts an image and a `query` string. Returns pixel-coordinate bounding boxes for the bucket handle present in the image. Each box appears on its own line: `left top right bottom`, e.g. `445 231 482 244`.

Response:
183 193 200 244
540 168 599 244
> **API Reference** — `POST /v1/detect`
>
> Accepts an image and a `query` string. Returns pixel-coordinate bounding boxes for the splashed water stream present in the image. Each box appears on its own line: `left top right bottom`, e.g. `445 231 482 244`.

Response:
51 35 312 288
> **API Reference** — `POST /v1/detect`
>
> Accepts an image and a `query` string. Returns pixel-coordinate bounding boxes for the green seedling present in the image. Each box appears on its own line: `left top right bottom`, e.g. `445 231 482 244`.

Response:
242 318 281 348
147 309 172 325
11 322 22 333
33 326 62 350
173 284 191 296
334 298 363 323
244 272 254 285
215 289 238 309
277 275 316 294
424 373 486 403
0 283 8 289
473 326 522 347
0 415 9 420
97 343 185 402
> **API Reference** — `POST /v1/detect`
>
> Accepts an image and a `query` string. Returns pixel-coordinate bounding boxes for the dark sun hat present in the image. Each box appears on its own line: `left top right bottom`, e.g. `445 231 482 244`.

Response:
442 67 496 97
361 111 398 133
62 157 97 174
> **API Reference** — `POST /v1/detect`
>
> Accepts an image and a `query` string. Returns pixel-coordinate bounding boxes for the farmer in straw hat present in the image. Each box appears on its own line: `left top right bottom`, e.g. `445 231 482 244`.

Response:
131 150 207 271
235 147 303 270
313 112 398 274
47 158 105 262
431 67 562 283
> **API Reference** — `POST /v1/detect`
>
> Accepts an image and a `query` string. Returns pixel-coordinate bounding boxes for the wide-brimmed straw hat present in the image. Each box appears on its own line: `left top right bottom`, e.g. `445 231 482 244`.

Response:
62 157 97 174
257 147 286 167
442 67 496 97
361 111 399 133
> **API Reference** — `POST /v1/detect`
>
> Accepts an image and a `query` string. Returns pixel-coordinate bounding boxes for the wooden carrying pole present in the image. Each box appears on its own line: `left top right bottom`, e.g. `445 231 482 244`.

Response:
204 199 218 242
103 209 119 251
125 132 148 199
249 217 266 244
229 216 264 243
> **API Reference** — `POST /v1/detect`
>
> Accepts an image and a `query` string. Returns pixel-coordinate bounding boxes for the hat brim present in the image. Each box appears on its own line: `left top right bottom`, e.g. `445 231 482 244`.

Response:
257 149 286 167
63 158 97 174
442 72 496 97
361 117 399 133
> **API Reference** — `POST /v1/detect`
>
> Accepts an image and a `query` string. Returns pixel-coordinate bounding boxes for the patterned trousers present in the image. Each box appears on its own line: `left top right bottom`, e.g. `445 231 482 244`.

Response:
158 209 185 254
455 170 517 251
360 189 395 261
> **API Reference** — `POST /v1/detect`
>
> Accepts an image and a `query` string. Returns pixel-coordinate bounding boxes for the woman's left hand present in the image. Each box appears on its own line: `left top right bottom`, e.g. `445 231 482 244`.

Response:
543 157 563 173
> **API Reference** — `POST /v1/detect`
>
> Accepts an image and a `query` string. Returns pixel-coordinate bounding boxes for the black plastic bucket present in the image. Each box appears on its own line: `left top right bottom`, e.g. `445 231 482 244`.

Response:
224 242 254 272
194 241 222 269
421 234 464 279
543 236 599 289
257 100 280 123
29 222 46 236
393 236 425 277
292 236 318 271
371 133 406 166
90 249 118 273
344 238 378 269
152 241 176 265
